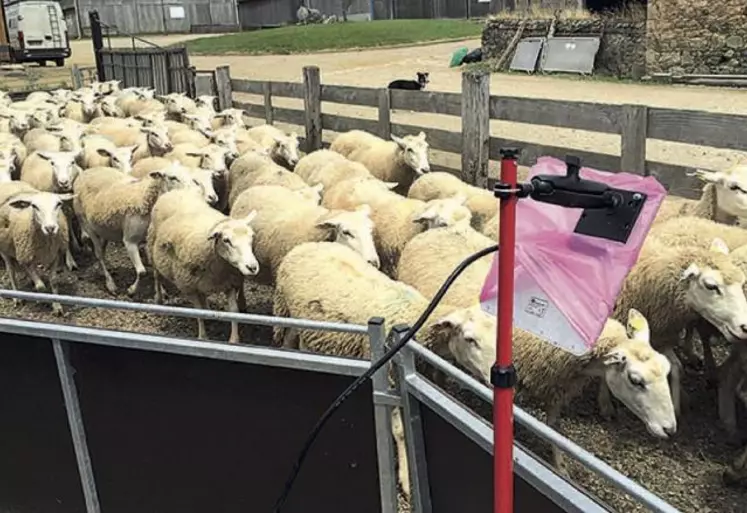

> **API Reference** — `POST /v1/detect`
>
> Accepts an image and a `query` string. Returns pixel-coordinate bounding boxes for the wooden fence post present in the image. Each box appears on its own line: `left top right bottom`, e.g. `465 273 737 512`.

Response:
620 104 648 175
303 66 322 152
378 89 391 139
461 70 491 187
263 82 274 125
70 65 83 89
214 65 233 111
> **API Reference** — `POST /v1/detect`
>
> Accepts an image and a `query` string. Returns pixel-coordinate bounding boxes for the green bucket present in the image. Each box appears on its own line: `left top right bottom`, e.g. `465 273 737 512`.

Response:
449 47 470 68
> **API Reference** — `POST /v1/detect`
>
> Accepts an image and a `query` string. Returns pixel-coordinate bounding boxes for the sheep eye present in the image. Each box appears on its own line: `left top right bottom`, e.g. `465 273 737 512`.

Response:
730 184 747 194
703 281 721 293
628 373 646 389
464 336 478 346
222 237 231 245
341 229 354 237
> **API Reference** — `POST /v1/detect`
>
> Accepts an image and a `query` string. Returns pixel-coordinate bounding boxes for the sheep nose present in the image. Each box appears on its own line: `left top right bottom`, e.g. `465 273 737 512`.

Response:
247 263 259 274
369 257 380 269
663 425 677 436
741 324 747 334
42 224 58 235
208 195 218 205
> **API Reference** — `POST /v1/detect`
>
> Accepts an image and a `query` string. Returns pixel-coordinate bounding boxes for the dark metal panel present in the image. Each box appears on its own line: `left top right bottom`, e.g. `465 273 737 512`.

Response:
0 335 86 513
420 403 575 513
70 343 381 513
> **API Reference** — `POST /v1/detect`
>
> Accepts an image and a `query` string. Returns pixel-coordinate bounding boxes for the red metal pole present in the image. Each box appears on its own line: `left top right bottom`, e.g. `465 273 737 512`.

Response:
494 148 519 513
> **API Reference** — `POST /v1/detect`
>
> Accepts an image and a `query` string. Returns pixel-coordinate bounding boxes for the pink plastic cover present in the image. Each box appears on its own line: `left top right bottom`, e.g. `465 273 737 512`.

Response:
479 156 667 355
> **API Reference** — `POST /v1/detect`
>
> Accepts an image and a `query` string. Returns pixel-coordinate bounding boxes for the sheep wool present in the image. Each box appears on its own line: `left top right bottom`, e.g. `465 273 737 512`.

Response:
649 216 747 251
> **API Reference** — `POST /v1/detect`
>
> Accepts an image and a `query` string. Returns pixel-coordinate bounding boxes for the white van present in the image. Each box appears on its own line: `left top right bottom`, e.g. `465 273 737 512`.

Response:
5 0 71 67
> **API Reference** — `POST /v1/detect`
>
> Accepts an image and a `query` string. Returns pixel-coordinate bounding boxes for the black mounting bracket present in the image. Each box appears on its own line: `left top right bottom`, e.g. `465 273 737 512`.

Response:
493 152 648 244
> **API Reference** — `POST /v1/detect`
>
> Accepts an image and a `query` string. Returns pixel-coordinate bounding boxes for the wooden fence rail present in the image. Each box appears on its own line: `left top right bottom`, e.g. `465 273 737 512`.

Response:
205 65 747 200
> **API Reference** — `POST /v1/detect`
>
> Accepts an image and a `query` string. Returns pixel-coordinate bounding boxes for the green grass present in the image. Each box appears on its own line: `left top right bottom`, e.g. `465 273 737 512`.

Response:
184 19 483 55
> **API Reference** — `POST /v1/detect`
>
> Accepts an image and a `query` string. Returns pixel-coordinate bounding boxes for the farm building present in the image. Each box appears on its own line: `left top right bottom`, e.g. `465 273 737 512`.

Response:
58 0 240 37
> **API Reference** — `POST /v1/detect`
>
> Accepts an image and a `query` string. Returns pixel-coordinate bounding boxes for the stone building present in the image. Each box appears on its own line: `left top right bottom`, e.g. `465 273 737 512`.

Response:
646 0 747 74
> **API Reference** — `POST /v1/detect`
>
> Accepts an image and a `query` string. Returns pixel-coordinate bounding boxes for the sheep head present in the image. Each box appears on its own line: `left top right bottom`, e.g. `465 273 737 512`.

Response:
316 204 379 269
207 212 260 277
430 304 496 385
391 131 430 175
36 150 80 192
271 131 300 168
601 310 676 440
412 196 472 229
680 238 747 343
8 191 75 235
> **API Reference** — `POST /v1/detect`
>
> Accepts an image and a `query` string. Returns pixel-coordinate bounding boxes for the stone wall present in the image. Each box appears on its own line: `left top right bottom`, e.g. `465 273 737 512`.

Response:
647 0 747 74
482 19 647 79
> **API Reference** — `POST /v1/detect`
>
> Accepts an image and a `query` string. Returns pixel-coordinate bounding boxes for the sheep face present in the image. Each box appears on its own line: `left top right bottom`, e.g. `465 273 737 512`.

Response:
214 108 245 128
136 110 167 127
392 132 430 175
36 150 80 192
210 128 240 162
28 109 55 129
271 132 300 168
2 110 30 136
73 90 99 119
8 191 74 235
0 148 16 182
141 126 173 155
682 238 747 343
97 145 137 174
208 211 260 276
696 165 747 218
0 91 11 107
195 95 217 112
186 145 231 174
602 309 676 439
431 304 496 384
190 168 220 206
159 93 195 118
316 204 379 268
150 162 203 196
184 114 212 133
413 196 472 229
98 96 125 118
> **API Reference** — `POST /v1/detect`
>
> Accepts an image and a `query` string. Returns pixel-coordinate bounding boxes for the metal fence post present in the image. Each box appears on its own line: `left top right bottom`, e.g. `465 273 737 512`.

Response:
368 318 398 513
52 339 101 513
214 65 233 111
392 324 433 513
88 10 105 82
302 65 322 152
71 65 83 89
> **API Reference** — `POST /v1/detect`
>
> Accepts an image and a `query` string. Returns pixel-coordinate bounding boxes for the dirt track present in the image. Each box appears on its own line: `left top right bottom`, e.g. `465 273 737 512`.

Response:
4 35 746 513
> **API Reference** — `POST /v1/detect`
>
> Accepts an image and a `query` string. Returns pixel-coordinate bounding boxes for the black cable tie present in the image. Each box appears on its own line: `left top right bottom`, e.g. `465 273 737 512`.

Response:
491 364 517 389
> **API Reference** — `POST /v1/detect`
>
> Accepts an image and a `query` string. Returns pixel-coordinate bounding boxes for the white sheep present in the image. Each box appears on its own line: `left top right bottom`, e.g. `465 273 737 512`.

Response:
0 148 15 183
24 121 86 155
147 188 259 343
395 224 676 473
95 124 174 162
230 184 378 285
61 89 99 123
211 108 247 130
167 142 236 175
323 176 472 275
613 236 747 417
295 149 373 190
130 158 221 207
78 136 137 174
195 95 217 114
227 151 307 209
73 162 202 296
157 92 197 121
244 124 300 169
332 130 430 195
408 172 496 232
0 109 31 138
654 164 747 226
20 150 80 194
0 132 28 171
0 181 74 314
329 129 382 157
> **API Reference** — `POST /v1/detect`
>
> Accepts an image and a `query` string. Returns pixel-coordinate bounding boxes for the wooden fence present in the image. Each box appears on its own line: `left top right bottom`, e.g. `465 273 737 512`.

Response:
202 65 747 199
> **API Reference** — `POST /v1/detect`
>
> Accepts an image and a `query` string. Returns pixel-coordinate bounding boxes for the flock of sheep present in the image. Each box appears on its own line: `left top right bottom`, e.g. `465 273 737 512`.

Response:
1 79 747 508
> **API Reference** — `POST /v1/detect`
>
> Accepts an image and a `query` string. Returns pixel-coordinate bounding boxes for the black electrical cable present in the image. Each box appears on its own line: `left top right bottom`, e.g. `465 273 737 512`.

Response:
272 243 500 512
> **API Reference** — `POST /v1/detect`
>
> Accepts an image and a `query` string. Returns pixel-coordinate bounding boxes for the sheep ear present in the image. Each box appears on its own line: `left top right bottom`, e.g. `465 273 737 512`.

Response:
243 209 258 224
311 183 324 194
412 208 435 224
603 349 628 367
36 151 53 161
355 203 371 216
382 181 399 190
681 263 701 281
185 151 205 158
418 131 427 140
390 134 406 148
8 198 32 209
432 309 465 331
96 148 111 157
688 169 723 184
710 237 730 255
316 216 340 230
148 170 165 180
207 229 222 242
626 308 650 345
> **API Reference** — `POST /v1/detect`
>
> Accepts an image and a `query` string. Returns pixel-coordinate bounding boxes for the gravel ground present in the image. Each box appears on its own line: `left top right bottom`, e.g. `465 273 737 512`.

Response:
2 242 745 512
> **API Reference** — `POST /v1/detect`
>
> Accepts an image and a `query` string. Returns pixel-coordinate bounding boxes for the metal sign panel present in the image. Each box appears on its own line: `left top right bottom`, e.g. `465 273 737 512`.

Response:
540 36 600 75
510 37 545 73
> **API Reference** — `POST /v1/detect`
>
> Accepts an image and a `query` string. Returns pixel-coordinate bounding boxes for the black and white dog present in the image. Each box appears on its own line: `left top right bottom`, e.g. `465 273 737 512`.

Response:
387 72 429 91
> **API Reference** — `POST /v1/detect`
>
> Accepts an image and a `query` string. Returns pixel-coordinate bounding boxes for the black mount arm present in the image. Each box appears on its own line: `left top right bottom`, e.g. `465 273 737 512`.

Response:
493 150 648 244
